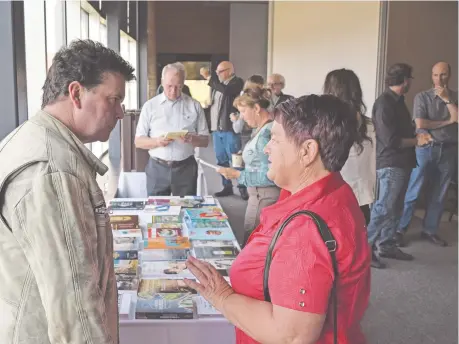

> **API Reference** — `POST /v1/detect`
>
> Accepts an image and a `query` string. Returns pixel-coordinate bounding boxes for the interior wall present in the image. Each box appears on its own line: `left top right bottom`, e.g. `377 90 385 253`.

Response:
229 2 268 81
385 1 458 113
268 1 381 114
155 1 230 55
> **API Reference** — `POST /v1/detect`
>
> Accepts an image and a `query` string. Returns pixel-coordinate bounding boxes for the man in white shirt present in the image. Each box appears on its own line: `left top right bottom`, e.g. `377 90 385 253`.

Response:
135 63 209 196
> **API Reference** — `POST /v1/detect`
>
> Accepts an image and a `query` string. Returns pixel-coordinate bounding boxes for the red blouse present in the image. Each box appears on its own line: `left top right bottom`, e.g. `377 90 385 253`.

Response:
229 172 371 344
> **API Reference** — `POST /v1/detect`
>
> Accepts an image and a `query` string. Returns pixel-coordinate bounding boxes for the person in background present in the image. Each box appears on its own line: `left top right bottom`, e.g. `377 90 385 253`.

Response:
208 61 244 197
396 61 458 248
156 64 192 98
323 68 376 225
267 73 293 109
231 75 266 201
135 62 209 196
368 63 432 269
185 95 371 344
0 39 135 343
217 87 280 246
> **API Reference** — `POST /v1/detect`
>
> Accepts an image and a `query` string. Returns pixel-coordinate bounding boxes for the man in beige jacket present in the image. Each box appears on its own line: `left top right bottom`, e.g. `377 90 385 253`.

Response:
0 40 134 343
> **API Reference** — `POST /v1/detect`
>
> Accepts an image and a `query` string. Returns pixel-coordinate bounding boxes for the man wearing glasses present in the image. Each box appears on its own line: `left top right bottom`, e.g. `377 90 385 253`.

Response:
208 61 244 197
267 73 293 109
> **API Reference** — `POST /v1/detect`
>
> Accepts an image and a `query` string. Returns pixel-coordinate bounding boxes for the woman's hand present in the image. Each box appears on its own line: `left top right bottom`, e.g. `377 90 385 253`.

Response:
217 167 241 180
183 256 234 311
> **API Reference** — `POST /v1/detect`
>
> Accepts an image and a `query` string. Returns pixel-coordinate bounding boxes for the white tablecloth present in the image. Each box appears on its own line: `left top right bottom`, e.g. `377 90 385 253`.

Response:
120 318 236 344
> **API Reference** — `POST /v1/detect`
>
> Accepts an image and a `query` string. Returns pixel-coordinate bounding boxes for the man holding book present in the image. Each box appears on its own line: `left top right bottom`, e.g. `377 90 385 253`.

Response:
135 62 210 196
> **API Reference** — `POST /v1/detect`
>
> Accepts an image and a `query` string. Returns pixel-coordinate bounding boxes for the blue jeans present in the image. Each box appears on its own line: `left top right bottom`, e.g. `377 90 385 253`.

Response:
399 143 457 235
212 131 241 187
367 167 412 249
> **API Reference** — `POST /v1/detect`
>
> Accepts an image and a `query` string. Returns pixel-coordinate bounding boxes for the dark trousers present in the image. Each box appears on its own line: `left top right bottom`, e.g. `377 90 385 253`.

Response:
212 131 241 187
145 156 198 196
360 204 371 226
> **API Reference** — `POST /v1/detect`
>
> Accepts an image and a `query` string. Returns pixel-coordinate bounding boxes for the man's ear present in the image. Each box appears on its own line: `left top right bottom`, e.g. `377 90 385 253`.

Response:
68 81 83 109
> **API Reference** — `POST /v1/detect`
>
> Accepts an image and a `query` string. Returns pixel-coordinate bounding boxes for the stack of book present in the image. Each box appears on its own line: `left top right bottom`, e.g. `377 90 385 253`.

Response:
110 214 141 294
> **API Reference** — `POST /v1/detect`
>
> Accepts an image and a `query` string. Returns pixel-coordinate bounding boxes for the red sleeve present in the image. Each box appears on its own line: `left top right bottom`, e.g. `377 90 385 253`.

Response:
267 217 334 314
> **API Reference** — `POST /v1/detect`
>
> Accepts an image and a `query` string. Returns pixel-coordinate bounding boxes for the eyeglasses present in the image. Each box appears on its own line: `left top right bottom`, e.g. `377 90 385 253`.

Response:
216 68 230 75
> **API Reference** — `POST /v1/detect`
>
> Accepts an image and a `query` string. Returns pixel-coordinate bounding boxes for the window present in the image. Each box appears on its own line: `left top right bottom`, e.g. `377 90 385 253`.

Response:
80 9 90 39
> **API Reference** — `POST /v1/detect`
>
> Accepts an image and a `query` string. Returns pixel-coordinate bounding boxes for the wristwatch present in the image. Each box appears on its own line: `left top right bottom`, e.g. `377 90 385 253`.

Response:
444 99 453 104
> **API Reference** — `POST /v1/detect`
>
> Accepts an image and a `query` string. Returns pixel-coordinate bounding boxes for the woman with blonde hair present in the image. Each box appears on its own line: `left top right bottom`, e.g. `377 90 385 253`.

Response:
218 87 280 245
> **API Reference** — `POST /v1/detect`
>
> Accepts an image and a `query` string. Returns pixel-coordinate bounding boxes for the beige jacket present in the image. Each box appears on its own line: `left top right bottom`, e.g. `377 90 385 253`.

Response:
0 111 118 344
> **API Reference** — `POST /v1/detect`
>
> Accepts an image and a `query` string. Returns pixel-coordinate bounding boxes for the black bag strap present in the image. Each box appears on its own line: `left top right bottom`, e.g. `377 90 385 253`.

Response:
263 210 339 344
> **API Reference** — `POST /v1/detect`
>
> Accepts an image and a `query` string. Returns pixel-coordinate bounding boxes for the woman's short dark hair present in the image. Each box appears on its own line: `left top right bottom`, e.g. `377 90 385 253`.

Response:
274 95 358 172
42 39 135 108
323 68 372 154
385 63 413 87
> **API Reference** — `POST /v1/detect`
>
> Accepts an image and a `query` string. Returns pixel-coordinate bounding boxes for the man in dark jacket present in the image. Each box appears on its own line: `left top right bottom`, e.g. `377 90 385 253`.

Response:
208 61 244 197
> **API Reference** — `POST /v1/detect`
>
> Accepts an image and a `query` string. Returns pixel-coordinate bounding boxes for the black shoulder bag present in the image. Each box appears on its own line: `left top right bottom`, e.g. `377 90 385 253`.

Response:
263 210 339 344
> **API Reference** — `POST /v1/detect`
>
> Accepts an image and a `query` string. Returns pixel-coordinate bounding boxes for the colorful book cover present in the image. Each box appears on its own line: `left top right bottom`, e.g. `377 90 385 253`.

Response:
135 292 194 319
164 130 188 140
187 227 235 241
140 249 189 262
143 237 191 250
113 250 139 260
185 207 228 221
151 215 182 224
147 226 182 239
112 228 142 238
138 279 197 294
193 246 239 259
109 201 145 211
110 215 139 230
141 261 194 278
117 277 139 292
114 259 138 275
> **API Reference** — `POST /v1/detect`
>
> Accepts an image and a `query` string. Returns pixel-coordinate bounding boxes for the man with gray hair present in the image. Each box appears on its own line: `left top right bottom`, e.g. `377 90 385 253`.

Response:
135 62 209 196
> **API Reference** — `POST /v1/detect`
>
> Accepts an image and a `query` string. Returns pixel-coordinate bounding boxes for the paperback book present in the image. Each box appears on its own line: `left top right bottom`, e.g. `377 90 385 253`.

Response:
140 249 190 262
193 246 239 259
143 237 191 250
109 201 145 211
135 292 195 319
141 261 194 279
114 259 139 275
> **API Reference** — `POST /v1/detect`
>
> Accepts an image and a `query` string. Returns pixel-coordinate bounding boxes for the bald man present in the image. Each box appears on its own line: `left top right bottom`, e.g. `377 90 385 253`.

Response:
208 61 244 197
396 62 458 247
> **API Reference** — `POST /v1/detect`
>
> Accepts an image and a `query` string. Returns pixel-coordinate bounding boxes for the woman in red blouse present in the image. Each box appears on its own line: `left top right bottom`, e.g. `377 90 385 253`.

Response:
185 95 371 344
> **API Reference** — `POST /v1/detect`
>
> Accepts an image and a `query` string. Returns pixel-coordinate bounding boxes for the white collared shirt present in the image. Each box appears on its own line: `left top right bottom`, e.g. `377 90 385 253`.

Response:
136 93 209 161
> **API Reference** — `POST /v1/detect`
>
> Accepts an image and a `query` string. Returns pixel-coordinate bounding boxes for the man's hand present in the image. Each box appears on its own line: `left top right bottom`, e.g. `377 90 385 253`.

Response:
230 113 239 122
155 136 174 147
217 167 241 180
416 132 433 146
200 67 210 80
435 86 450 102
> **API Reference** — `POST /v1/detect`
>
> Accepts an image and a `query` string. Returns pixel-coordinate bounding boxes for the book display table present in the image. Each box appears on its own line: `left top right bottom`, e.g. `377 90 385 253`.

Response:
110 196 237 344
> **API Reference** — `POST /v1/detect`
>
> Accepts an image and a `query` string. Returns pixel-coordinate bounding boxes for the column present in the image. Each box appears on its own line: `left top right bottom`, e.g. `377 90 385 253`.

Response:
0 1 27 141
106 1 122 160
